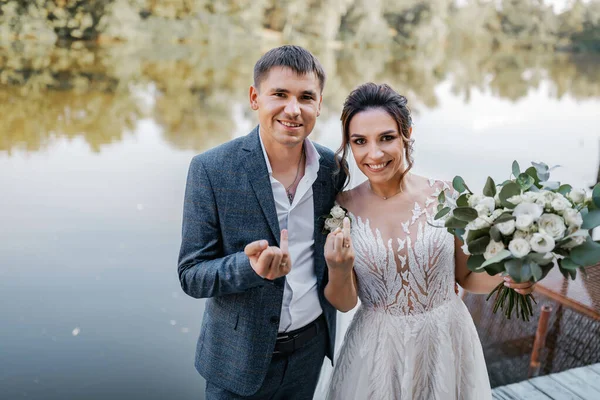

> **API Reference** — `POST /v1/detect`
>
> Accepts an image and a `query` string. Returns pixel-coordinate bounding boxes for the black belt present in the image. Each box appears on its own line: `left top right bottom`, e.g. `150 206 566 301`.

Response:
273 314 326 355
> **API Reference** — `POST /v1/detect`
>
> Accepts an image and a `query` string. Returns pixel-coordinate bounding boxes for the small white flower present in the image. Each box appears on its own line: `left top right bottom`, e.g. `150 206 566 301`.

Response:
330 205 346 219
568 189 587 204
484 240 506 260
522 192 541 203
563 208 583 228
466 216 493 231
325 218 342 232
468 194 484 208
550 197 571 213
537 214 566 240
508 238 531 258
513 202 543 221
515 214 534 231
496 219 516 236
530 233 556 253
507 195 523 205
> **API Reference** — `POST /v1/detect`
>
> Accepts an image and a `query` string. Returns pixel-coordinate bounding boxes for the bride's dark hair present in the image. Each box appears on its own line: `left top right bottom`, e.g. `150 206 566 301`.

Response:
336 83 414 188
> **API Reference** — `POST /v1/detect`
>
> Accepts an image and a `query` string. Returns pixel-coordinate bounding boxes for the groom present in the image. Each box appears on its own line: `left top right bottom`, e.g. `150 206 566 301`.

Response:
178 45 345 399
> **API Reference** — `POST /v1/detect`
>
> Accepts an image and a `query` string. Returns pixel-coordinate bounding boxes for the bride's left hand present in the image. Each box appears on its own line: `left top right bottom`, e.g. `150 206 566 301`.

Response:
504 276 536 295
325 217 354 272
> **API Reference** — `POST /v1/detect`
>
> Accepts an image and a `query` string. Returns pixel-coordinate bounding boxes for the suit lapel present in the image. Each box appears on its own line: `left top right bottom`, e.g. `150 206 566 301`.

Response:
242 127 281 244
312 154 331 286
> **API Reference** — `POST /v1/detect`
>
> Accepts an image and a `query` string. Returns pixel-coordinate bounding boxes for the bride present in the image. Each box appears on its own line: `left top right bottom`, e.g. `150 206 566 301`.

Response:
321 83 535 400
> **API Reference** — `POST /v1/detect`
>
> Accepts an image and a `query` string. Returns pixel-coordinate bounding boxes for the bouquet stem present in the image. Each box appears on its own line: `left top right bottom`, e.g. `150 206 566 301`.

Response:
485 282 537 321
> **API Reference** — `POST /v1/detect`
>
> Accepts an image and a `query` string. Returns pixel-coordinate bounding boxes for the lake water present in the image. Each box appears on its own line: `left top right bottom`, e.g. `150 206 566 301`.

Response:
1 42 600 399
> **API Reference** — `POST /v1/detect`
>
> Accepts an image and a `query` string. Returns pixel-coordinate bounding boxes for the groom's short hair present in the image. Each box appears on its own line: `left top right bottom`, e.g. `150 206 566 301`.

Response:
253 45 326 93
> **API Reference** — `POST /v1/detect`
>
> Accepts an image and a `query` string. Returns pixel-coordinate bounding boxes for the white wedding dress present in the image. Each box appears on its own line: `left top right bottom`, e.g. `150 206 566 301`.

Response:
322 179 492 400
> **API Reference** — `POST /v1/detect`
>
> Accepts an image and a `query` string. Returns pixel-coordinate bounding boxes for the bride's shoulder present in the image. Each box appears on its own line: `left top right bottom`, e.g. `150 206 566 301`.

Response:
336 182 368 209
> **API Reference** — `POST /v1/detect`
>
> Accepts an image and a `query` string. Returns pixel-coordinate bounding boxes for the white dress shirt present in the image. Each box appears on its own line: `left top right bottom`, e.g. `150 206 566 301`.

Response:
259 133 323 332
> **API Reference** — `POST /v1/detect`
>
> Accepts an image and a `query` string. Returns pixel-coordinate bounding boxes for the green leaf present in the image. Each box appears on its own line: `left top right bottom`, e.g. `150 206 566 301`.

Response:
531 161 550 182
558 184 572 196
438 190 446 204
559 257 581 270
530 262 543 281
437 203 443 212
550 164 561 171
494 212 515 224
526 252 553 266
490 226 502 242
466 255 485 272
505 259 523 282
499 180 513 187
434 207 450 220
525 166 540 184
580 266 588 278
456 193 469 207
468 236 491 255
499 182 521 208
445 216 468 229
478 249 512 269
570 237 600 266
483 177 496 197
593 183 600 209
467 228 491 242
453 207 478 222
582 209 600 229
512 160 520 178
453 176 466 193
517 173 535 190
484 261 506 276
521 261 534 282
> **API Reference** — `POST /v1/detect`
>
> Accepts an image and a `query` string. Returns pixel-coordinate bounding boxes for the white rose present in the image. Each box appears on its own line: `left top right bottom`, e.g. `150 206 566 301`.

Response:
563 208 583 228
496 219 516 236
568 189 587 204
513 202 543 221
515 214 534 231
330 205 346 219
530 233 556 253
508 238 531 258
537 190 556 208
468 194 484 208
481 197 496 213
551 197 571 213
562 235 586 249
475 204 490 216
514 230 532 241
537 214 566 240
484 240 505 260
324 218 341 232
494 193 502 207
507 195 523 205
522 192 541 203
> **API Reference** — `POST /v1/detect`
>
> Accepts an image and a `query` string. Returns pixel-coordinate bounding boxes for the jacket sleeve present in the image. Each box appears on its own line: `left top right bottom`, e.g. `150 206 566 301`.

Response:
177 156 265 298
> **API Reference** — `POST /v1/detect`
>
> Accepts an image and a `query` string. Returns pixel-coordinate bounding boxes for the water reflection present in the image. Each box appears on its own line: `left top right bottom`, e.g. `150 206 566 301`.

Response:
1 41 600 155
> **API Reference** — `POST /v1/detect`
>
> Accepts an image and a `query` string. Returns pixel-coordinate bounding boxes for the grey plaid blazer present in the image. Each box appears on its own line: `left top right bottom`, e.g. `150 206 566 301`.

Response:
178 126 345 396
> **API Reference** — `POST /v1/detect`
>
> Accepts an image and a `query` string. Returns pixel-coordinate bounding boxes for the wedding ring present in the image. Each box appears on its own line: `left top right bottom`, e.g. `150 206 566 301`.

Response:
280 262 287 267
344 244 350 248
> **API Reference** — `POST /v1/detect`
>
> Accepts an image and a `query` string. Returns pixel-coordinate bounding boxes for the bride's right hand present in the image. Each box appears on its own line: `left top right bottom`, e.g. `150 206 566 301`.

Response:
325 217 354 272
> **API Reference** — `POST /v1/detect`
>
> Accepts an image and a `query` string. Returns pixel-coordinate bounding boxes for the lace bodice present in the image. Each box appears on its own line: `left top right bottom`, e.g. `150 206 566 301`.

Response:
347 179 457 316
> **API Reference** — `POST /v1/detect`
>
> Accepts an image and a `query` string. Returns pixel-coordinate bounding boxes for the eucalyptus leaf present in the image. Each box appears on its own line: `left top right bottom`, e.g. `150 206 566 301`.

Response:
570 237 600 266
445 216 468 229
542 181 560 190
467 228 491 242
468 236 491 255
490 226 502 242
525 167 540 184
559 257 581 270
483 177 496 197
494 212 515 224
582 209 600 230
453 176 466 193
453 207 478 222
558 184 572 196
530 262 543 281
499 180 513 187
526 252 553 266
512 160 520 178
484 262 506 276
457 193 469 207
517 173 535 190
466 255 485 272
528 185 540 192
434 207 450 220
532 161 550 182
478 249 511 269
593 183 600 209
521 261 533 282
455 228 466 241
499 182 521 208
550 164 561 171
505 259 523 282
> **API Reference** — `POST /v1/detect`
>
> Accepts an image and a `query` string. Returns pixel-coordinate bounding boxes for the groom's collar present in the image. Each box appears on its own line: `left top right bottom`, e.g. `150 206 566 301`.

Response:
257 127 321 177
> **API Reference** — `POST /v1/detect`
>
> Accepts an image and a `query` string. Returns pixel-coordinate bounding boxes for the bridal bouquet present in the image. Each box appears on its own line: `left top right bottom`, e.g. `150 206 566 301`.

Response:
434 161 600 321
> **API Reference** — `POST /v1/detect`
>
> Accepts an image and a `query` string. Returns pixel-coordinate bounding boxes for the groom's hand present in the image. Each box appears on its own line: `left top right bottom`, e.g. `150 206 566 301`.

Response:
244 230 292 280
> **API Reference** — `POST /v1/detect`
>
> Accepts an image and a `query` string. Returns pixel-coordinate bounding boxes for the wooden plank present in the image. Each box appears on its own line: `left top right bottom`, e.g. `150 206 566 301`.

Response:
498 381 553 400
528 375 584 400
492 387 521 400
587 363 600 377
549 368 600 398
